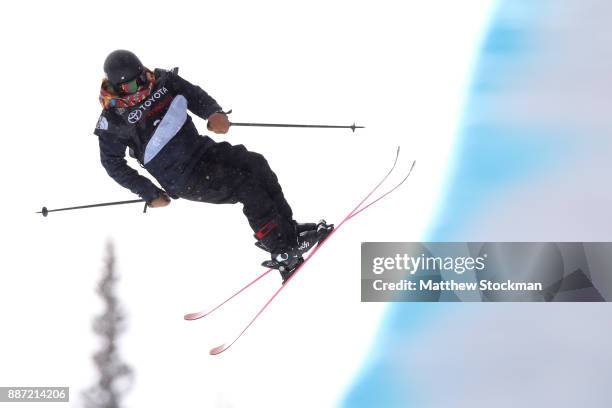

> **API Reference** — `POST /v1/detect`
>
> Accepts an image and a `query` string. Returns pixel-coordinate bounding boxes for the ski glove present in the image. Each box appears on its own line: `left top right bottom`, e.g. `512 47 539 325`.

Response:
147 191 171 208
207 112 230 134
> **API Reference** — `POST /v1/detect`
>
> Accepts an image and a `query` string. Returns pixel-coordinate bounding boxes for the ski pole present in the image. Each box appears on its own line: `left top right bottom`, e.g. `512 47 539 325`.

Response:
37 199 148 217
230 121 364 132
211 110 365 132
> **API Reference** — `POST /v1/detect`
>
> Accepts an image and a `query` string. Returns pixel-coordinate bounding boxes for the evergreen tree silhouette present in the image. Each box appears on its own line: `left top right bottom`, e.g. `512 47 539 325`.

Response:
83 241 133 408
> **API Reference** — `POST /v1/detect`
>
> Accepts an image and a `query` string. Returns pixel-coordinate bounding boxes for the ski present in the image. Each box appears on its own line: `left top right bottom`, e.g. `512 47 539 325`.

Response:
204 147 415 355
183 150 409 322
184 267 274 321
183 148 407 322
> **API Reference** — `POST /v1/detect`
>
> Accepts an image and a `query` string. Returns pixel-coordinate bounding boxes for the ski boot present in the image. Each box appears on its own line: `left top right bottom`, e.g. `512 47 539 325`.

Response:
254 221 324 252
261 220 334 283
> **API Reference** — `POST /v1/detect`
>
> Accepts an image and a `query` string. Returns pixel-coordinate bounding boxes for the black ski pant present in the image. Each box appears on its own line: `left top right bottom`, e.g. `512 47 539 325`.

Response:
177 141 296 252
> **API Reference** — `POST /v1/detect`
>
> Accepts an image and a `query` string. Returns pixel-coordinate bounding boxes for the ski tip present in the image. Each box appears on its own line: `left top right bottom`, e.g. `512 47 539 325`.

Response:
184 311 207 320
209 343 229 355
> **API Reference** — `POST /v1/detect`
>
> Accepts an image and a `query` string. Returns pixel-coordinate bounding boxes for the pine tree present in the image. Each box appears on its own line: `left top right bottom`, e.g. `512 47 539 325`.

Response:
83 241 133 408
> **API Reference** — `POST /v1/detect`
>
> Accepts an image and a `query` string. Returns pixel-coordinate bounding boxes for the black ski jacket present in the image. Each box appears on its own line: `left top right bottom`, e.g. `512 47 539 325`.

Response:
93 68 222 201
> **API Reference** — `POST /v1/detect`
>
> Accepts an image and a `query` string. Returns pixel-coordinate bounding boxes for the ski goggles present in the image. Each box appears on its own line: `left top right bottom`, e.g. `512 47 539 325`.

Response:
119 78 140 94
117 71 149 95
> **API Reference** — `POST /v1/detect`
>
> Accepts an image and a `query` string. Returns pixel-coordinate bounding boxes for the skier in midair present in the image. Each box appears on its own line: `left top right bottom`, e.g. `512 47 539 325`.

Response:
94 50 332 281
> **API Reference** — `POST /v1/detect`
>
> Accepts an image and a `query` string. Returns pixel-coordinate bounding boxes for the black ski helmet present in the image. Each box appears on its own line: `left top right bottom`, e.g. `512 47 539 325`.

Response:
103 50 144 87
